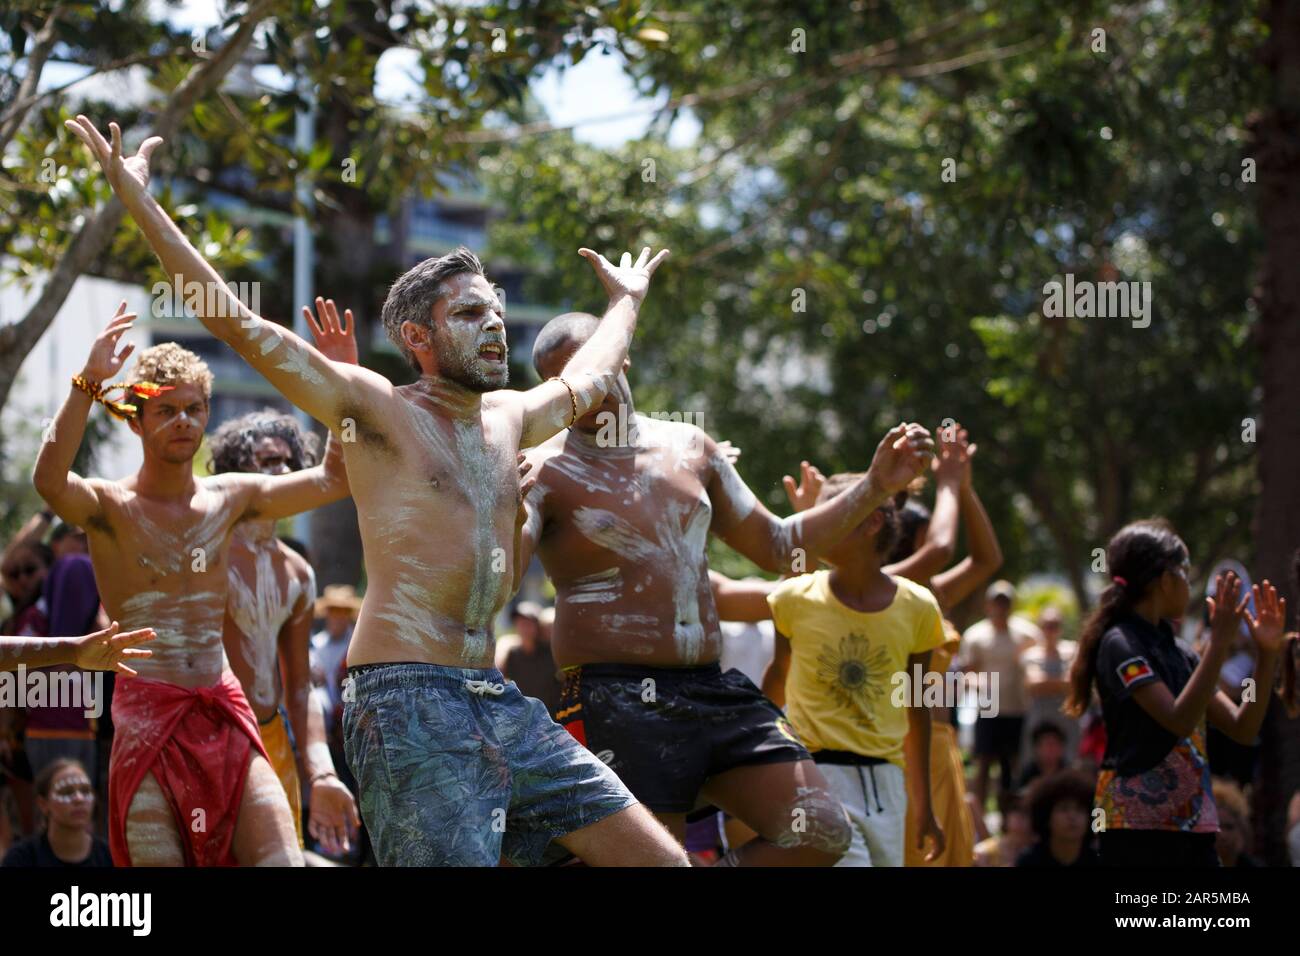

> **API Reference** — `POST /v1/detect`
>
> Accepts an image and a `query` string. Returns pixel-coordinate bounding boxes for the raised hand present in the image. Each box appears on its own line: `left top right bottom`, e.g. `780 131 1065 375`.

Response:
782 460 826 513
303 297 359 365
959 435 979 491
1207 571 1248 652
64 115 162 203
1244 580 1288 655
867 423 935 495
717 439 742 466
71 621 155 675
933 422 969 487
81 302 138 384
515 453 537 530
578 246 670 304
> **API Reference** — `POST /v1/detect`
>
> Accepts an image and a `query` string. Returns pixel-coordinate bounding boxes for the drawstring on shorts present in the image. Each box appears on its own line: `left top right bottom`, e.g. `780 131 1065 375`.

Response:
464 679 506 697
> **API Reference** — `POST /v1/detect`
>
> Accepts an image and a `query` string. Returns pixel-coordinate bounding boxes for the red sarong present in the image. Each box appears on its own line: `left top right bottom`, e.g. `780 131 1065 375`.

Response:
108 670 268 866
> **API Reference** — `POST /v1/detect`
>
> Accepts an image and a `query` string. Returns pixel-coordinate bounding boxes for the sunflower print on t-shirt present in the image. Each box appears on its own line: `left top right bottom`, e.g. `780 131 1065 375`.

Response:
816 632 891 720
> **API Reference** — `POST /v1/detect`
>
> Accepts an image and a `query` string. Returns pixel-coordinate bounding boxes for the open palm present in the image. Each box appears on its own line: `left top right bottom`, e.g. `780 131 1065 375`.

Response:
65 115 161 202
304 297 359 365
1244 580 1288 654
83 302 138 382
72 622 155 675
578 246 670 303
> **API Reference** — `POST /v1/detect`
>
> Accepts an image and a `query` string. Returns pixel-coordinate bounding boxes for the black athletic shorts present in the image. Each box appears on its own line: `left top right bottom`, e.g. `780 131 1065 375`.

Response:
555 663 810 814
974 714 1025 758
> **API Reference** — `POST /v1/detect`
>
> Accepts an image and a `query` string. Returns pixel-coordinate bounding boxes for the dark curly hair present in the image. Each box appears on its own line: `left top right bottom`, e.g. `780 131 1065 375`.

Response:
886 499 933 564
817 472 904 557
207 408 320 475
1026 770 1095 842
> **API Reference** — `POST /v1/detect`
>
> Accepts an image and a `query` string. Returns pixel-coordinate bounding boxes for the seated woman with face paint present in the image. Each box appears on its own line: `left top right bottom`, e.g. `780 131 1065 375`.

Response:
2 759 113 867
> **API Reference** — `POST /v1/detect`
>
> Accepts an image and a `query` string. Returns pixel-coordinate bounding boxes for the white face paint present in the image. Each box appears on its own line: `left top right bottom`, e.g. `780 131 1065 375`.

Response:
148 410 191 437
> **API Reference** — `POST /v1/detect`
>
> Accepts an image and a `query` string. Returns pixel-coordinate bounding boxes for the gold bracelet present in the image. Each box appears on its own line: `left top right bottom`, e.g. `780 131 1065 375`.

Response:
71 374 103 401
549 376 579 428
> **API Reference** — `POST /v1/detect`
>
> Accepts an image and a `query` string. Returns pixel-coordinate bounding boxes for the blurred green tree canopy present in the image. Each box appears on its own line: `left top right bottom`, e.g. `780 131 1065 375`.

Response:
484 1 1265 606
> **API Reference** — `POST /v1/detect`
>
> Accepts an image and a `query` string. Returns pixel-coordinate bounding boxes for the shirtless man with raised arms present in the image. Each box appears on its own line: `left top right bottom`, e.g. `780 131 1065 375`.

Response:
520 313 934 864
67 115 686 866
33 306 350 866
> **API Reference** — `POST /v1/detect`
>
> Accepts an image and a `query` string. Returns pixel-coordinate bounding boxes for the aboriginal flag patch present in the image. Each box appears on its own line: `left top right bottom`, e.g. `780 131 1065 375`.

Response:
1116 656 1154 689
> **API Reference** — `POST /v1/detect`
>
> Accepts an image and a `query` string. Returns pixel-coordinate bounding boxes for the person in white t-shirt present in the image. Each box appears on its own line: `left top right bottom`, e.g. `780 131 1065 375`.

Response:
961 580 1041 809
1021 606 1079 764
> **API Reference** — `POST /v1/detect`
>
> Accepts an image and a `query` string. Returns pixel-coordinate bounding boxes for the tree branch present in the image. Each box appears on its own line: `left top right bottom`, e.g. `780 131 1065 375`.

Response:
0 4 64 153
0 0 285 416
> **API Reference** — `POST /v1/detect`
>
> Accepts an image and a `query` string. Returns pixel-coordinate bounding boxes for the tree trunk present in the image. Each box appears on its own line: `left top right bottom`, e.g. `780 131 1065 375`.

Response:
1251 0 1300 864
0 0 283 419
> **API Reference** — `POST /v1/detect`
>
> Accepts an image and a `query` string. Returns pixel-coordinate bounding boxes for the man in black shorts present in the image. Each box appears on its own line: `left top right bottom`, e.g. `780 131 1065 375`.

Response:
519 312 934 864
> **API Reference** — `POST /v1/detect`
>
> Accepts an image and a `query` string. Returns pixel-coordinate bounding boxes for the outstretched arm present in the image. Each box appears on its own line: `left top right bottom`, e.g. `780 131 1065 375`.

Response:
710 571 778 623
0 622 154 674
65 117 379 425
233 299 360 522
33 303 136 525
516 246 669 448
884 423 969 583
930 440 1003 611
710 423 934 574
279 567 359 856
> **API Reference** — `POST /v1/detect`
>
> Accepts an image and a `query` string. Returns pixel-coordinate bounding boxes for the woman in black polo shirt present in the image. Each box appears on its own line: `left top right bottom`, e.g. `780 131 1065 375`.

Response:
1064 519 1286 866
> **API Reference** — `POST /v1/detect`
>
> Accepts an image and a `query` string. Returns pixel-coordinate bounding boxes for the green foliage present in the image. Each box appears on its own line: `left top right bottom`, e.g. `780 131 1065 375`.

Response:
1015 579 1081 634
484 0 1265 605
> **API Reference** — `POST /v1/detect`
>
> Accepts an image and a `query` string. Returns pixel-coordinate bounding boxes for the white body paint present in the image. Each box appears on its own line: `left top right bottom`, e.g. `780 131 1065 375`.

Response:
226 526 308 712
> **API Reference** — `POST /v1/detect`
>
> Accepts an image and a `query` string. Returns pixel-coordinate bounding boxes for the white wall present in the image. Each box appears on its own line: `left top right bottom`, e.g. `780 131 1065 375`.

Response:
2 272 154 482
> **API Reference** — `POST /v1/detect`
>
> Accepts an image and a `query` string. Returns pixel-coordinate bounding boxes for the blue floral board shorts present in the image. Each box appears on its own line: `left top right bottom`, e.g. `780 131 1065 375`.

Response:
343 662 637 866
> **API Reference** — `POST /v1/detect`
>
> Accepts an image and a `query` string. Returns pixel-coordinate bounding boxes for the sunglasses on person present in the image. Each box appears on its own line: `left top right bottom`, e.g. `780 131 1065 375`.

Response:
1 563 40 580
